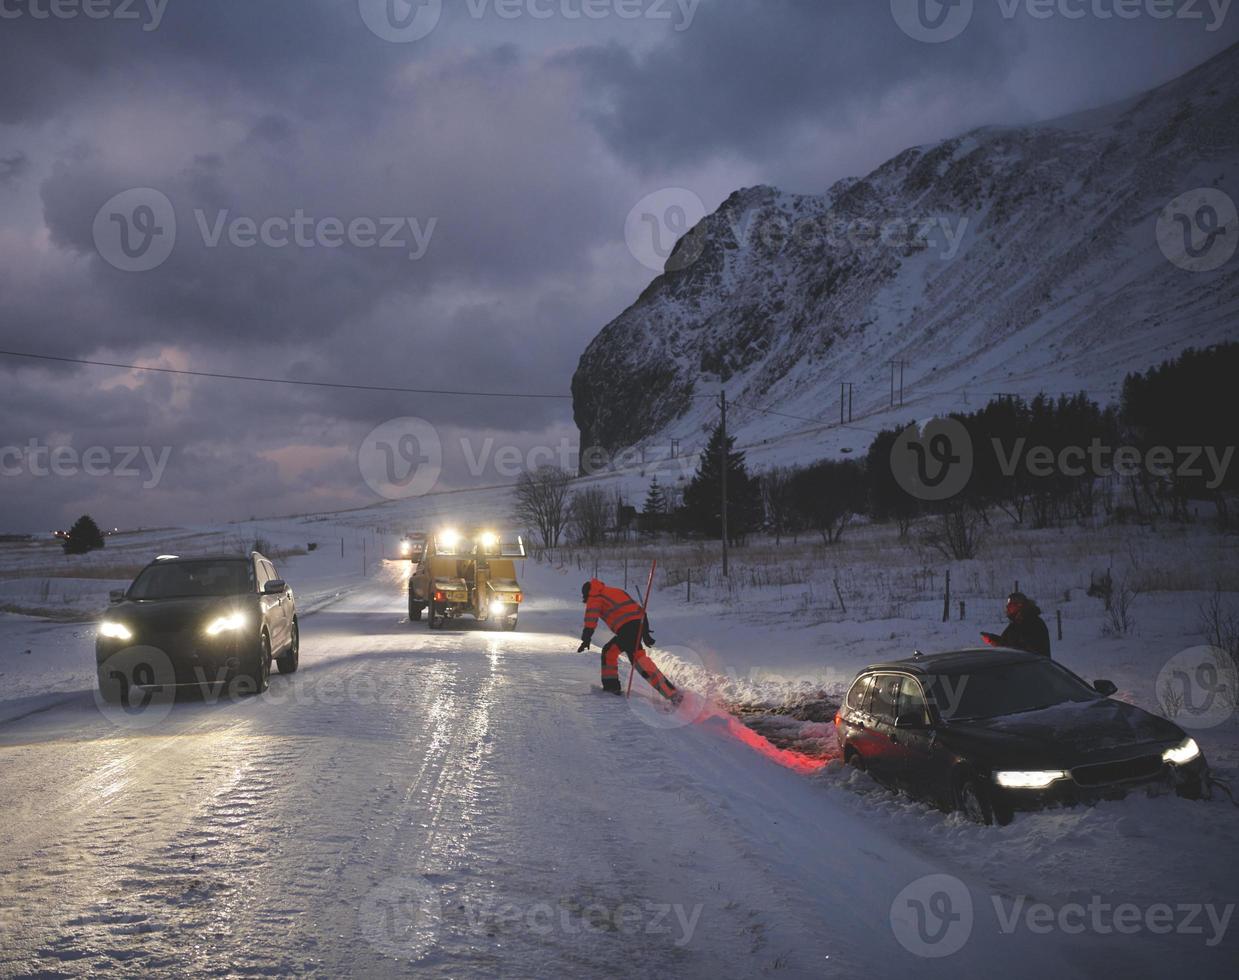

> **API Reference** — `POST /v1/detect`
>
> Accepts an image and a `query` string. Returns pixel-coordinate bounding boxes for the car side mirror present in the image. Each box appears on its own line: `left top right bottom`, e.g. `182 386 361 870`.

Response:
1093 679 1118 697
895 712 927 729
264 579 287 595
109 589 126 603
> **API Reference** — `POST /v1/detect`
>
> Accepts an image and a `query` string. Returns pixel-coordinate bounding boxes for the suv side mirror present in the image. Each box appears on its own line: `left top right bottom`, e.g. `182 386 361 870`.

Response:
1093 679 1118 697
895 712 927 729
109 589 126 603
264 579 288 595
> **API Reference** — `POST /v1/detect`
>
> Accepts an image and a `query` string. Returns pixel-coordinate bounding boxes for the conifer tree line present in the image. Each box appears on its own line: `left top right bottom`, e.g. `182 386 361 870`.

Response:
638 342 1237 544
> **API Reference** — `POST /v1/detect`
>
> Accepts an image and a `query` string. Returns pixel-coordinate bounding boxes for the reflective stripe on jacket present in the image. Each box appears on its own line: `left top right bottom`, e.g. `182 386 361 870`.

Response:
583 578 644 633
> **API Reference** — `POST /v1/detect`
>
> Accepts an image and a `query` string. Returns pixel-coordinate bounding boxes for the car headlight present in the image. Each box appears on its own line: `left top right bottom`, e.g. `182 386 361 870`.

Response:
1162 737 1201 766
204 612 248 636
99 621 132 641
994 770 1069 789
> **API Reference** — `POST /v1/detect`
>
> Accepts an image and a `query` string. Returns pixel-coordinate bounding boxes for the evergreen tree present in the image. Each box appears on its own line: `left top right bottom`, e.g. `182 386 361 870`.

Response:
682 423 762 542
63 514 105 555
643 477 667 518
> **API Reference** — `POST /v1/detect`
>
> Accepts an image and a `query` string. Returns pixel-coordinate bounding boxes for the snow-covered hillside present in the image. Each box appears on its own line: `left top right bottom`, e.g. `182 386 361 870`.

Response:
573 43 1239 467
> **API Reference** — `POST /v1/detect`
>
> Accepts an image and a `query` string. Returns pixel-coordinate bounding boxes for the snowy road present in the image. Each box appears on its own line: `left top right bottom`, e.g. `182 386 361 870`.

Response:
0 564 1232 978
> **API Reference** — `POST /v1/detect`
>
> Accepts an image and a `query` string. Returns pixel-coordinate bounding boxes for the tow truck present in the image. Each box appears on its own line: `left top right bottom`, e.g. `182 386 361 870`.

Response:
407 528 525 630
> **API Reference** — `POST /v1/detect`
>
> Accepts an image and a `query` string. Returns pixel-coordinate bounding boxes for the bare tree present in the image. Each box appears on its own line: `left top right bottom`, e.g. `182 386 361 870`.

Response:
570 487 611 546
759 466 796 544
513 465 573 548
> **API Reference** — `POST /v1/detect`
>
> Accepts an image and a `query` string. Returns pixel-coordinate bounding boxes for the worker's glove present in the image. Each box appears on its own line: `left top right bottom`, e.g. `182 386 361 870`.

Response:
643 622 655 647
578 628 594 653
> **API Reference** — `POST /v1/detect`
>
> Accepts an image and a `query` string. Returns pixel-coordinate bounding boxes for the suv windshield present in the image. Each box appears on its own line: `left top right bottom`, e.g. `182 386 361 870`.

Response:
925 660 1099 721
128 560 252 600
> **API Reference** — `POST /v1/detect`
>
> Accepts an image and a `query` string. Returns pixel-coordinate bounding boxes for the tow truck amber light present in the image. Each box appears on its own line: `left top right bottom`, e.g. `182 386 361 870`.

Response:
515 592 522 603
433 590 444 602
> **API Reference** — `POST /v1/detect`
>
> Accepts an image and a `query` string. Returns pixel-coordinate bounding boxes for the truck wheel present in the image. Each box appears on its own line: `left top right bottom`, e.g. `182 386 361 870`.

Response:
409 595 423 621
504 617 518 632
428 603 442 630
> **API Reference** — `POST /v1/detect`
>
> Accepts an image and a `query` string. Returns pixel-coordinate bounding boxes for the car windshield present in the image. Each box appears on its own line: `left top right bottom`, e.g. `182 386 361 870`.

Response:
924 660 1099 721
127 560 252 599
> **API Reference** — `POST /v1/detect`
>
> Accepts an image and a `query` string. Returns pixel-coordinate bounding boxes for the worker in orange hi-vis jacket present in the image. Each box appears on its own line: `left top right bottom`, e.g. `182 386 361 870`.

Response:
577 579 680 702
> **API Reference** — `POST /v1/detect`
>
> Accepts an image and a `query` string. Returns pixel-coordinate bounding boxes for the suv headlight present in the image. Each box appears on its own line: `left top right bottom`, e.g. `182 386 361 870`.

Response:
1162 738 1201 766
994 770 1068 789
205 612 248 636
99 621 132 640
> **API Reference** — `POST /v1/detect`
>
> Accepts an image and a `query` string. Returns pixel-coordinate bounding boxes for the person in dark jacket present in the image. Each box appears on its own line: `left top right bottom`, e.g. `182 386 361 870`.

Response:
983 592 1051 658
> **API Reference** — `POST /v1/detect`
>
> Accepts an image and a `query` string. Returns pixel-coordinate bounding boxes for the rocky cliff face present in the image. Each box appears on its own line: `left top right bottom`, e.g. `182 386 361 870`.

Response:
572 44 1239 469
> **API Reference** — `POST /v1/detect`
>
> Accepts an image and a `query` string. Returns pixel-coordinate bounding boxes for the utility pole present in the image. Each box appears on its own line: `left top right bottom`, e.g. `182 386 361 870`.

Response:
840 382 854 423
719 388 729 579
889 360 905 408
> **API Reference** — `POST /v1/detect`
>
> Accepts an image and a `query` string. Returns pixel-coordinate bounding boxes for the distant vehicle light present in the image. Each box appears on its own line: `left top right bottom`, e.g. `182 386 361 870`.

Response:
994 770 1068 789
1162 738 1201 766
204 612 247 636
400 540 412 556
99 621 133 641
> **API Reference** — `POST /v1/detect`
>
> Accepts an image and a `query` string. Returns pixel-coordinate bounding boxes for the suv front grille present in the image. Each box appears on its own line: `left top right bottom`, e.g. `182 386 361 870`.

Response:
1071 754 1163 787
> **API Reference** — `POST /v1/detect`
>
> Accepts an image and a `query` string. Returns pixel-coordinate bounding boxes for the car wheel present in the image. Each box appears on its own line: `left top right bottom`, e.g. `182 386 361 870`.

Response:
1175 773 1205 800
845 749 867 773
248 633 272 695
956 777 994 826
277 618 300 674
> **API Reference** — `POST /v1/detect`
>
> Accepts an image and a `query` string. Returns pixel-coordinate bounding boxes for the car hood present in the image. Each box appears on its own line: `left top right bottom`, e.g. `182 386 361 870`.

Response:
108 596 250 633
942 698 1184 765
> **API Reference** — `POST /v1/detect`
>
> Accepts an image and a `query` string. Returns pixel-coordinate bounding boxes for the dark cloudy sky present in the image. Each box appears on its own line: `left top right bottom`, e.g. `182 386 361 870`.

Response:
0 0 1235 531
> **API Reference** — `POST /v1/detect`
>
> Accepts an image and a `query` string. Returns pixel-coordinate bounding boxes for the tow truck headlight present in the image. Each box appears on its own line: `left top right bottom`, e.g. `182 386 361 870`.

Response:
480 531 498 549
439 528 460 550
489 600 507 615
99 621 132 641
994 770 1069 789
205 612 247 637
1162 738 1201 766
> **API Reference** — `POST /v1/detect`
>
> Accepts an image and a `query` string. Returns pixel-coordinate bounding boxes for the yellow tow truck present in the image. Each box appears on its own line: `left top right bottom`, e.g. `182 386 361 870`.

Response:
407 528 524 630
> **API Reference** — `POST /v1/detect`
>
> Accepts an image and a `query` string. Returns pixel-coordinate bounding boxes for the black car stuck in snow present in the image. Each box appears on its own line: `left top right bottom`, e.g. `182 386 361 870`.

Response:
835 648 1207 825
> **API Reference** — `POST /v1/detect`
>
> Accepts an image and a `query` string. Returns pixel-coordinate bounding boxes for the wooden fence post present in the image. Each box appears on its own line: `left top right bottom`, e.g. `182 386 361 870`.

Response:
943 569 951 623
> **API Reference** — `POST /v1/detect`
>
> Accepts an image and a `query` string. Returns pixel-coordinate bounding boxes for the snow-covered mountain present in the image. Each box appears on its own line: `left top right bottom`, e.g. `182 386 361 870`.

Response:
572 43 1239 470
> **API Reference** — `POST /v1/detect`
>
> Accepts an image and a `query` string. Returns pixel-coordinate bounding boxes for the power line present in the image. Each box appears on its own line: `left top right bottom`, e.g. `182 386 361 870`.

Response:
0 349 574 400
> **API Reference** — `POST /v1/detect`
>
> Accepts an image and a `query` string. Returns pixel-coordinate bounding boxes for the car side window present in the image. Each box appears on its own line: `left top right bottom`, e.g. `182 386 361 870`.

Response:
869 674 901 724
254 559 270 592
897 678 930 725
846 675 874 712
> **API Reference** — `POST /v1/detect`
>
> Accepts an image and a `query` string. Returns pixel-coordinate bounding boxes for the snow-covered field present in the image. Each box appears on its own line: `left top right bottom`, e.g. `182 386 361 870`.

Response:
1 490 1236 977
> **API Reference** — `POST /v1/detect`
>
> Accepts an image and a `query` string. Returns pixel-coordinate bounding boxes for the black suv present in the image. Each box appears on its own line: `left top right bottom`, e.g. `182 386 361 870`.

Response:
96 552 300 701
835 648 1207 824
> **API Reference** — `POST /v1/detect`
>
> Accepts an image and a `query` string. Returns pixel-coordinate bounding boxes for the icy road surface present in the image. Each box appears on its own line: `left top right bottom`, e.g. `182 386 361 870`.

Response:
0 564 1231 978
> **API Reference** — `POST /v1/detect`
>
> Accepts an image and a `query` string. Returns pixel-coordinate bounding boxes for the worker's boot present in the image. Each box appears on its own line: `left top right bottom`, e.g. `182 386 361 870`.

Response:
601 679 623 695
